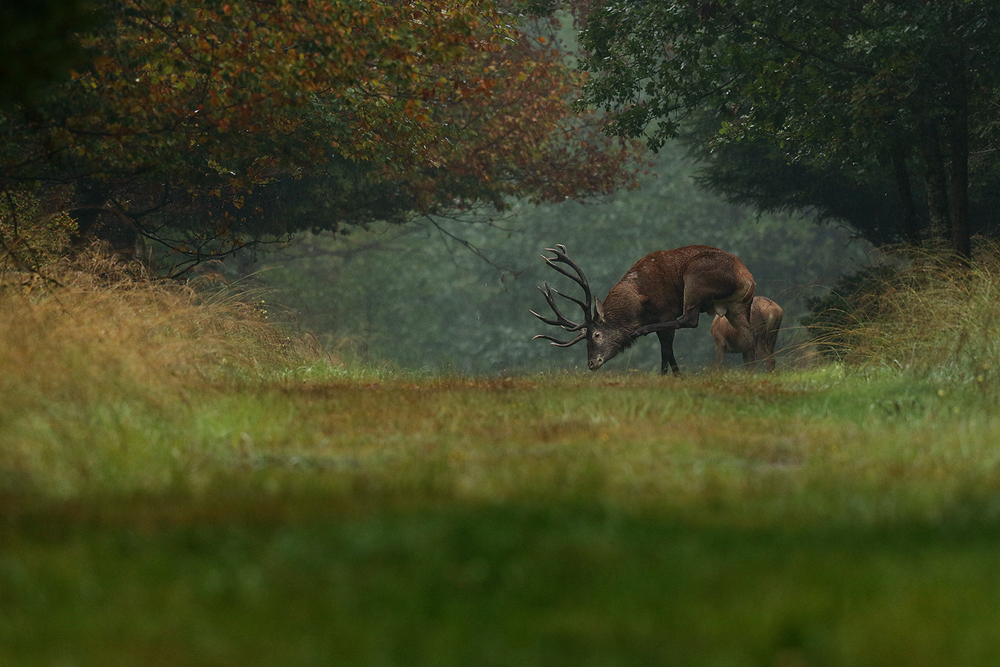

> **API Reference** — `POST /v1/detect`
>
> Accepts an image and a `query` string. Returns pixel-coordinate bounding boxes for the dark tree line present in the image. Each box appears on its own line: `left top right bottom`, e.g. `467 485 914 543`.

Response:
577 0 1000 256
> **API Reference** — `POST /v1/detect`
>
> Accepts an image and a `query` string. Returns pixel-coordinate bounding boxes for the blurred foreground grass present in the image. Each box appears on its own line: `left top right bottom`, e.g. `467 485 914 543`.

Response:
5 369 1000 667
4 250 1000 665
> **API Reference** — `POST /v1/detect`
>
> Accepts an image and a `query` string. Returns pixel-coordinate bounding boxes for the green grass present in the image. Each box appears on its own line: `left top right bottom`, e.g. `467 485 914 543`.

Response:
6 249 1000 665
7 502 1000 667
4 368 1000 666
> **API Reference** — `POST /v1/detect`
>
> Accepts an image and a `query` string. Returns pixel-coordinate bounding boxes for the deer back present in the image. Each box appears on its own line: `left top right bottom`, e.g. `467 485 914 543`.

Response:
600 246 754 329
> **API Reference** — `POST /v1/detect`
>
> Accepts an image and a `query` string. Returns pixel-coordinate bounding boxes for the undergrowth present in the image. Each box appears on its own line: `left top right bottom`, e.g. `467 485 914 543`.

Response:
806 243 1000 383
0 245 324 388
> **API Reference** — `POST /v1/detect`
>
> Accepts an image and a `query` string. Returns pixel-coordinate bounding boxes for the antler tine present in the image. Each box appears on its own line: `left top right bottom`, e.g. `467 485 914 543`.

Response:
532 331 587 347
540 244 594 315
549 285 589 313
529 283 586 331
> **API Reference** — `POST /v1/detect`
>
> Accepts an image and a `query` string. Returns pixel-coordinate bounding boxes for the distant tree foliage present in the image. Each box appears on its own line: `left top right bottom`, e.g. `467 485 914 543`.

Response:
576 0 1000 257
0 0 642 272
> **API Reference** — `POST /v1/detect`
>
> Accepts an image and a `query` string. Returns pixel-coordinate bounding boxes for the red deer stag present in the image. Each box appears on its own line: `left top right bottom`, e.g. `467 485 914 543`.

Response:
531 244 757 374
711 296 783 371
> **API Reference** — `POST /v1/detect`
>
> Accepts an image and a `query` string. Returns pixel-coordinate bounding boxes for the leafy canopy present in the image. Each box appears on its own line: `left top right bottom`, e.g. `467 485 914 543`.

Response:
1 0 642 269
577 0 1000 253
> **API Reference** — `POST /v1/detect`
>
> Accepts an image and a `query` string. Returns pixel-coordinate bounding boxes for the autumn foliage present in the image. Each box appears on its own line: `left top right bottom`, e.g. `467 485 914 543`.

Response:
0 0 641 268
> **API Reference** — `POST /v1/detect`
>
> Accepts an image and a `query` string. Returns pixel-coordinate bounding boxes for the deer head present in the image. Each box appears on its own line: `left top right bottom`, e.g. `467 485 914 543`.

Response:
529 245 634 371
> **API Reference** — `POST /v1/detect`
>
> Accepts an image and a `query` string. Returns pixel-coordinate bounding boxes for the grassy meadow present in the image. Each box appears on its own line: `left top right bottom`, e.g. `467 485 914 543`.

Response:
4 249 1000 666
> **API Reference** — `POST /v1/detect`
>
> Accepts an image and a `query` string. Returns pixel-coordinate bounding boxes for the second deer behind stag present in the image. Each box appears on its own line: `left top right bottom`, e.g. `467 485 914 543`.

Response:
531 244 757 374
711 296 783 371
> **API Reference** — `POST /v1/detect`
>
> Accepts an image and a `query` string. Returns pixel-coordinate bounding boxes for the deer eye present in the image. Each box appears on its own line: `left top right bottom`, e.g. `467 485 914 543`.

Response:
593 331 602 341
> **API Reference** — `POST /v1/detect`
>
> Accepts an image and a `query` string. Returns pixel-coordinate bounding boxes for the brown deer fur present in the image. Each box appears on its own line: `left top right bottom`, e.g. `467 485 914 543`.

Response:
532 244 757 375
711 296 782 371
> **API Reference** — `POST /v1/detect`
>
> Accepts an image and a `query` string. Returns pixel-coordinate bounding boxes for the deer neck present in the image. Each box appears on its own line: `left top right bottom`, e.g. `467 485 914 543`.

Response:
600 280 643 330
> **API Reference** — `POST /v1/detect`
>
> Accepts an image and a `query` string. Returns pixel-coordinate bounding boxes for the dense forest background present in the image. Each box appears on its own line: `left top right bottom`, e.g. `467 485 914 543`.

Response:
235 143 871 374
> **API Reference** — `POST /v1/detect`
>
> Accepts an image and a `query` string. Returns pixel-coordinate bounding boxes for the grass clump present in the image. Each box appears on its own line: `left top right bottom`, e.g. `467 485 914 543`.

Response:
805 244 1000 383
3 246 321 382
0 246 326 495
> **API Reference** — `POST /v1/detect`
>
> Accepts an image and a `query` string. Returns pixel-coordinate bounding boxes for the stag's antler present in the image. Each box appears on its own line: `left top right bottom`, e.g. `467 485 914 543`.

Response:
530 244 595 347
531 284 588 346
540 244 594 313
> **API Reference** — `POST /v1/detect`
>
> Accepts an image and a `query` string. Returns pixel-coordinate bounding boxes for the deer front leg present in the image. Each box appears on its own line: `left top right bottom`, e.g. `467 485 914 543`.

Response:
632 306 701 338
656 330 680 375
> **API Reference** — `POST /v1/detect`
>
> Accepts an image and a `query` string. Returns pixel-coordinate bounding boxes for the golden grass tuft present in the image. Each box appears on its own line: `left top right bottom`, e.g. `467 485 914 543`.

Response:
812 243 1000 379
0 245 324 400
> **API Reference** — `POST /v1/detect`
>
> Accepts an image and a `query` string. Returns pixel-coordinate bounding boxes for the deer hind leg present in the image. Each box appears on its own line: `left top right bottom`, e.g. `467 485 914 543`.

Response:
763 349 776 372
763 312 782 371
710 318 729 368
719 302 756 364
727 315 757 363
713 341 726 369
656 330 680 375
753 327 776 371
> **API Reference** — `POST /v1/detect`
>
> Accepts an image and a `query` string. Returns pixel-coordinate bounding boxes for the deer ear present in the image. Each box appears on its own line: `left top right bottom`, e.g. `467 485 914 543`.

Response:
594 298 605 322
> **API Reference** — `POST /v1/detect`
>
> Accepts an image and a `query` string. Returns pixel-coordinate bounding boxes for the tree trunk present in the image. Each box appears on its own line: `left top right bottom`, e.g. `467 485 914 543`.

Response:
918 121 950 243
948 47 971 259
891 146 921 245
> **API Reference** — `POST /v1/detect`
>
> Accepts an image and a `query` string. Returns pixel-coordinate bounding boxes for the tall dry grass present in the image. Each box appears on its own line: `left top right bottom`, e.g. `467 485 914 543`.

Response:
0 246 331 495
0 245 324 410
809 244 1000 380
